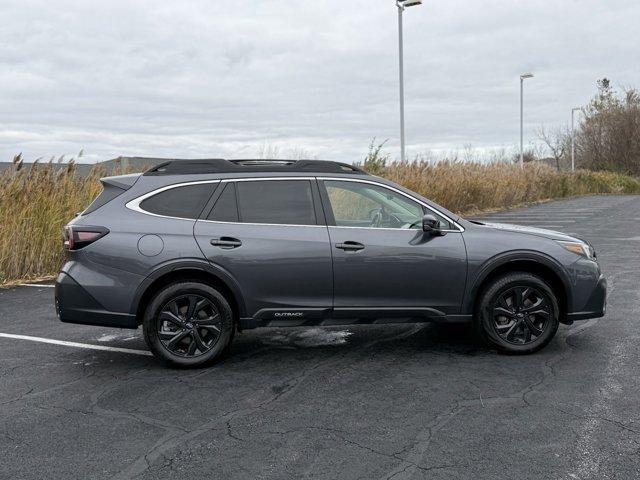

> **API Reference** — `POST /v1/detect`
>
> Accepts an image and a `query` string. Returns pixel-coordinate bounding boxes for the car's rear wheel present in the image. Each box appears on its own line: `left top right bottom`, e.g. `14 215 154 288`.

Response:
143 282 234 367
475 272 559 354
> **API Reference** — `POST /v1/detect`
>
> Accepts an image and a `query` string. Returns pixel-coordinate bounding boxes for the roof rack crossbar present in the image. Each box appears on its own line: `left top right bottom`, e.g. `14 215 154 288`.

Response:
143 159 367 176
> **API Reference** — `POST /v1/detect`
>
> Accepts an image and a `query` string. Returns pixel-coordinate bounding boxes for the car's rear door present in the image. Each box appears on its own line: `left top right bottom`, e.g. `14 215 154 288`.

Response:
318 178 467 320
194 177 333 323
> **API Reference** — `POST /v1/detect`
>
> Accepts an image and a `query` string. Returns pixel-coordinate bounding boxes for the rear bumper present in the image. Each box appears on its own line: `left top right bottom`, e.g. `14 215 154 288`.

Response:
55 272 138 329
566 274 607 321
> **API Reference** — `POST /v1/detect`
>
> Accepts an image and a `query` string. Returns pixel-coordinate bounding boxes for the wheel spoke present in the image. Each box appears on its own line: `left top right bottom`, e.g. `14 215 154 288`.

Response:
159 310 186 328
523 324 532 343
521 297 544 313
164 330 190 351
494 307 515 318
513 288 526 309
503 320 521 341
186 336 198 355
185 296 200 319
499 295 511 310
523 316 544 337
527 309 550 318
197 313 220 325
192 329 209 352
200 324 221 334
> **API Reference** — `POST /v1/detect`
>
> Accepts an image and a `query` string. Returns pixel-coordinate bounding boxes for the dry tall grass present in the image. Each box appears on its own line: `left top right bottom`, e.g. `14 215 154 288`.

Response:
0 161 102 283
1 159 639 283
381 161 640 215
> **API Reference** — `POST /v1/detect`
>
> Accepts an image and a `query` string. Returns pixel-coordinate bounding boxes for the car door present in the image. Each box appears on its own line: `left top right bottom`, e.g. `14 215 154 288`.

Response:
194 177 333 324
318 178 467 320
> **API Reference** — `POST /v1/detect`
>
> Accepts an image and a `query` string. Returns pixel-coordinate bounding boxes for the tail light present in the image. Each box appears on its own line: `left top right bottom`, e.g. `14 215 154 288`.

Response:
63 226 109 250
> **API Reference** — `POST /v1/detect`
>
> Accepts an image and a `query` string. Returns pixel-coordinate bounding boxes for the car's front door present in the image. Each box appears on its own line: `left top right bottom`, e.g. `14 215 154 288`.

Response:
319 178 467 320
194 178 333 324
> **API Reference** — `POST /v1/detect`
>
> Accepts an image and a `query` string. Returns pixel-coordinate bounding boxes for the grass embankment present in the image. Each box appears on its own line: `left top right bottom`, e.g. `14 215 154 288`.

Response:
381 161 640 215
1 161 639 284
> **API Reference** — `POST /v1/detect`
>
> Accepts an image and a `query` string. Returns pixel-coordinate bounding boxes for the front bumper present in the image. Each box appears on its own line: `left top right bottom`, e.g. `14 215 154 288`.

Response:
55 272 138 329
566 274 607 321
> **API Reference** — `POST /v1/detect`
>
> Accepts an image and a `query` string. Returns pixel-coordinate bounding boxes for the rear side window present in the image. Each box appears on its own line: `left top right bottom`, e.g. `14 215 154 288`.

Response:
139 183 214 219
207 183 239 222
236 180 317 225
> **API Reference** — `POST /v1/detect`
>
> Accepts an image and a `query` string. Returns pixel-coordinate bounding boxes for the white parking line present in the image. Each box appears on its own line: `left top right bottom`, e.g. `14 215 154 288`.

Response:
0 333 153 356
17 284 55 288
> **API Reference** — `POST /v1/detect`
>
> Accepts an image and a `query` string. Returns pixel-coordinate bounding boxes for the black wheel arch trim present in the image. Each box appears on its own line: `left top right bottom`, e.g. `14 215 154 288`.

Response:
130 258 247 319
464 250 573 315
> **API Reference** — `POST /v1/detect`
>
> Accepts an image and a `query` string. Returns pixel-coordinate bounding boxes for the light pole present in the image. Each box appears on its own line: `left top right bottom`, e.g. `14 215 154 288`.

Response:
571 107 581 171
396 0 422 162
519 73 534 167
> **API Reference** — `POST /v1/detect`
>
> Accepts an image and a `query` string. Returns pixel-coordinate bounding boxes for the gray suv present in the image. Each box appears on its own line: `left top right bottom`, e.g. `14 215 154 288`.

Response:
55 159 607 367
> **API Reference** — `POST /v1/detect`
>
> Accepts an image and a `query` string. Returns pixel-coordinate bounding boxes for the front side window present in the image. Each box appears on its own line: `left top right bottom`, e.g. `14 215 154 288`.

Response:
236 180 317 225
324 180 449 230
139 183 214 219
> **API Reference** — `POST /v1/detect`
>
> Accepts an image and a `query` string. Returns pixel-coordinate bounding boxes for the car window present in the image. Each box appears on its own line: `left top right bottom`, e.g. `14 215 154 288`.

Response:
207 183 239 222
236 180 317 225
139 183 214 219
324 180 449 230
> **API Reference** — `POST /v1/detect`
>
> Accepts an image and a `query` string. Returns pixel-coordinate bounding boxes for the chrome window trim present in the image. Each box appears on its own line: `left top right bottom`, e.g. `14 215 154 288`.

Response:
125 180 221 221
219 177 316 182
320 177 465 233
125 176 464 232
198 220 325 228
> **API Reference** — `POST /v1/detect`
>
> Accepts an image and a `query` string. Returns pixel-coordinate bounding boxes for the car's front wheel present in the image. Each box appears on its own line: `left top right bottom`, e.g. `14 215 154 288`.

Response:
476 272 560 354
143 282 234 367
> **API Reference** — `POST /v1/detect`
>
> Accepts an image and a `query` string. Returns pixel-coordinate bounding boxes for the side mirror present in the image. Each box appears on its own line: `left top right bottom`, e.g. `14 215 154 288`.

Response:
422 214 445 235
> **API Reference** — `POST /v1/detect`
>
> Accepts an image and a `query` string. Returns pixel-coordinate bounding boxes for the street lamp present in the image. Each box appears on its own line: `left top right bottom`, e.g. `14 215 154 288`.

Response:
396 0 422 162
519 73 534 167
571 107 581 172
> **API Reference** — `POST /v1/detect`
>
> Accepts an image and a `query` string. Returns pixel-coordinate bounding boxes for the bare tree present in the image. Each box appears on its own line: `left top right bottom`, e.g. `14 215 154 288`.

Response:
537 125 569 171
255 144 281 159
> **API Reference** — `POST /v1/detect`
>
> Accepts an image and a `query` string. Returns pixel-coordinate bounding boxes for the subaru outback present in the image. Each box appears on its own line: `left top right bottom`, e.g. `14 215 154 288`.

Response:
55 159 607 367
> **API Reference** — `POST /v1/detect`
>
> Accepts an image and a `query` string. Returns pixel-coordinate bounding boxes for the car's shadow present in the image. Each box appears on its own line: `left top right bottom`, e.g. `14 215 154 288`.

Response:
83 321 584 374
226 322 487 364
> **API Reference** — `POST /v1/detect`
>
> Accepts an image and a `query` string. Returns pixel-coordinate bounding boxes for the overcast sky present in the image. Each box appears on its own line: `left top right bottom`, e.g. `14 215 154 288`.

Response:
1 0 638 163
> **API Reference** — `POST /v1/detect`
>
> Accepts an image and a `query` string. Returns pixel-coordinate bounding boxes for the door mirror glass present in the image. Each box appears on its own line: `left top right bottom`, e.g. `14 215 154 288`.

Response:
422 214 445 235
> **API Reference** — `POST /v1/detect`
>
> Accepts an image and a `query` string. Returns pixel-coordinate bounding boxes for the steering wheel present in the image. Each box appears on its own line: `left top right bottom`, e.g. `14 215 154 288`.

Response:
369 207 387 228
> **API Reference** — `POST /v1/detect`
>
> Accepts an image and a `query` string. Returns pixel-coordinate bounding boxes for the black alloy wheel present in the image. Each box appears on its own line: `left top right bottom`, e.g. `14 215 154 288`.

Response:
157 294 222 357
491 286 551 345
143 282 234 367
476 272 560 354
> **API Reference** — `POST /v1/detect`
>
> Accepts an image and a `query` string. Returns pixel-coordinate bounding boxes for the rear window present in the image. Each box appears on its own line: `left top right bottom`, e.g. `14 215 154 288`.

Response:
236 180 317 225
139 183 214 219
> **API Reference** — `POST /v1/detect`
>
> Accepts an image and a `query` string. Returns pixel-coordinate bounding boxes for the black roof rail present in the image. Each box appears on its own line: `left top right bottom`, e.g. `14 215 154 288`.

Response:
143 159 367 176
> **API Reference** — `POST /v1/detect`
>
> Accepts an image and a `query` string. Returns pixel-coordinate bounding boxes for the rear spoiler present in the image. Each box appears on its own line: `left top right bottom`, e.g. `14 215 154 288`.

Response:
81 174 141 215
100 173 141 190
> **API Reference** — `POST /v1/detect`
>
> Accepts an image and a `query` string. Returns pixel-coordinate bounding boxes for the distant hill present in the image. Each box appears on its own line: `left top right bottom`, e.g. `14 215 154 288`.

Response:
0 156 170 177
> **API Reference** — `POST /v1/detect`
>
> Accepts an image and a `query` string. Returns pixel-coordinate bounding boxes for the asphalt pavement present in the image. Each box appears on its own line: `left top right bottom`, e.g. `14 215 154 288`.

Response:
1 194 639 480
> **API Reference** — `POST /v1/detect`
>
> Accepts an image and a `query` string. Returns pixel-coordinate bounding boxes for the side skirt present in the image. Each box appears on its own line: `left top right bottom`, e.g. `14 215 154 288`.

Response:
239 308 472 329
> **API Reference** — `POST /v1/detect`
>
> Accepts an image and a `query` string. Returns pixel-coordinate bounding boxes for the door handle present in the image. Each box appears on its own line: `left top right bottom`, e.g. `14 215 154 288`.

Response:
210 237 242 249
335 241 365 252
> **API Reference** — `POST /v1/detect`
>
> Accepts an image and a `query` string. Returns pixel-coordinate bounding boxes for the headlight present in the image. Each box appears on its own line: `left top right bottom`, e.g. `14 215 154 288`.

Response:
558 240 596 260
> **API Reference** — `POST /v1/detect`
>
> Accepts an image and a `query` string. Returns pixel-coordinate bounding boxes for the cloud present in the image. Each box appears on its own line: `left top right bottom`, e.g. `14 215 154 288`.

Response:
1 0 638 163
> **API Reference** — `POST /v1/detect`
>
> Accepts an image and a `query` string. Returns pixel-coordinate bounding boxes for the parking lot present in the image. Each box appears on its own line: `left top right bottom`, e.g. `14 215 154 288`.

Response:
1 194 639 480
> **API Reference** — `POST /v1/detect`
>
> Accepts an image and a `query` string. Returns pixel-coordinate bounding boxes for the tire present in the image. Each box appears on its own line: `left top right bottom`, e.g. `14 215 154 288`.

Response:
143 282 235 368
474 272 560 355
